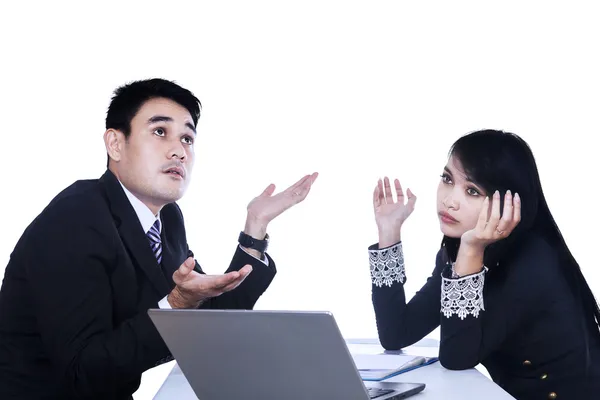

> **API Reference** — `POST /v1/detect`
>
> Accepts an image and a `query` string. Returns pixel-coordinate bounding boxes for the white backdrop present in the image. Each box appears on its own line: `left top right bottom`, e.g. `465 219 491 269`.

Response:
1 1 598 398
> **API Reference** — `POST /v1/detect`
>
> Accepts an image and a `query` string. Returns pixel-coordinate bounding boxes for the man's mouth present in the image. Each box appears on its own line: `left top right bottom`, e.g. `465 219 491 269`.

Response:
164 167 184 178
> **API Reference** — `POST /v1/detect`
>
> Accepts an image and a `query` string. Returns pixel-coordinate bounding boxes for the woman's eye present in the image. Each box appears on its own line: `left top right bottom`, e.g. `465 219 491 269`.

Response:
154 128 165 136
440 174 452 184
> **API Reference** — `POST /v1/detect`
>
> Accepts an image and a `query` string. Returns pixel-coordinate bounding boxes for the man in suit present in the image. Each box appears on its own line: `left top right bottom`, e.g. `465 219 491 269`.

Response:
0 78 318 399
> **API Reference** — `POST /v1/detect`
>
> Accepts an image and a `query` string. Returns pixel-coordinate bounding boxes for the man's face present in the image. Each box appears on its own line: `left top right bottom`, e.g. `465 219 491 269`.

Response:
107 97 196 213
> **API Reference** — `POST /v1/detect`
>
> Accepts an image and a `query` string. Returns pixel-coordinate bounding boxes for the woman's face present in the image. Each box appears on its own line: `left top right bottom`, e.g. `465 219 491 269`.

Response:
436 155 488 238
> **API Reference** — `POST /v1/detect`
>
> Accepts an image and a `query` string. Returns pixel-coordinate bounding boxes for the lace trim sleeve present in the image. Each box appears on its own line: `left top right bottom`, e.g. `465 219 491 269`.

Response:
441 265 488 320
369 242 405 287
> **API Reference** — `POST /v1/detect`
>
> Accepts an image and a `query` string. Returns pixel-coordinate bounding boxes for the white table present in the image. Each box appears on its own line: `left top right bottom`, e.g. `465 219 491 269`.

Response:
153 338 515 399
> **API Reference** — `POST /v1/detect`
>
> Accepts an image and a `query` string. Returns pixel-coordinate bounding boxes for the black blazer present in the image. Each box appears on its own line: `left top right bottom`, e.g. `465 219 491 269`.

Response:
0 170 277 400
370 232 600 400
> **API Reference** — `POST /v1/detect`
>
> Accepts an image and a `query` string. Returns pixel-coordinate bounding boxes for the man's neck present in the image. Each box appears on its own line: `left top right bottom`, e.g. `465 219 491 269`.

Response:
109 166 163 216
117 179 162 234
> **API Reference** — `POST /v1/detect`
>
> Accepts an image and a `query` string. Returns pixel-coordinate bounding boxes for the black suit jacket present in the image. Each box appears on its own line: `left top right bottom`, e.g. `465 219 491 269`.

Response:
0 169 276 400
370 232 600 400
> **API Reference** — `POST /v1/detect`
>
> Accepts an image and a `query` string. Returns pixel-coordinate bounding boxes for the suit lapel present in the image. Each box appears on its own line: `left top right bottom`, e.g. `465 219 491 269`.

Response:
99 170 171 297
159 221 179 290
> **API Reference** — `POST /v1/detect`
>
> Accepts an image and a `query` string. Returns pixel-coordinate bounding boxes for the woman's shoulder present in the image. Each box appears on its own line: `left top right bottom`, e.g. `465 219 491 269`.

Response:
504 230 562 281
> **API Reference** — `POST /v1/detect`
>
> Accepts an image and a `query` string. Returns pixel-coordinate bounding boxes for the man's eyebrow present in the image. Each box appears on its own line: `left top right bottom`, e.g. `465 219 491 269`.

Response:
147 115 173 124
147 115 196 134
185 122 196 134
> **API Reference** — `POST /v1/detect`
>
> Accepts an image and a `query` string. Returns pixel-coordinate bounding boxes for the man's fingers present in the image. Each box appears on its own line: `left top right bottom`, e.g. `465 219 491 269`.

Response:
299 172 318 189
216 271 240 287
216 266 253 293
293 180 314 201
288 174 311 192
265 173 319 197
261 183 276 197
221 275 250 293
182 257 195 270
297 172 319 198
215 266 252 288
173 257 195 281
238 264 253 277
173 263 254 302
284 173 319 201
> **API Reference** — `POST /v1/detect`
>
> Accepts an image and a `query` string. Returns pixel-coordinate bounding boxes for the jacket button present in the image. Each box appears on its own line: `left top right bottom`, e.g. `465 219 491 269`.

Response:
541 374 548 380
548 392 557 399
523 360 532 366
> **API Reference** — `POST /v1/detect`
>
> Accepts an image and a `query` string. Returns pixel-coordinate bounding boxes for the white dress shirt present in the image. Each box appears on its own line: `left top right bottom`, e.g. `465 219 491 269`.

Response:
118 181 268 310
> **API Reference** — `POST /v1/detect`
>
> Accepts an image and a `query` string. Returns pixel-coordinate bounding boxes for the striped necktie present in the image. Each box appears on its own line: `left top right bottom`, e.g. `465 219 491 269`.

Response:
147 219 162 264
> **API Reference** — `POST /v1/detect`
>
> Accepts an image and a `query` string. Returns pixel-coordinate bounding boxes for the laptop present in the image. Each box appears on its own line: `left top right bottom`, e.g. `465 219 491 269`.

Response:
148 309 426 400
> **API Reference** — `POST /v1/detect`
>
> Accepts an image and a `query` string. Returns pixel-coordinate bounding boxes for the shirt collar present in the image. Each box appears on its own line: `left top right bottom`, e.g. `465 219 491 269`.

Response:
118 181 162 234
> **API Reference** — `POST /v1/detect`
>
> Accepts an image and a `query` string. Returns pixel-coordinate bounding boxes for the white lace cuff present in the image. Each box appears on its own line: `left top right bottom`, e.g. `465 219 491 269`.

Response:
441 266 487 320
369 242 405 287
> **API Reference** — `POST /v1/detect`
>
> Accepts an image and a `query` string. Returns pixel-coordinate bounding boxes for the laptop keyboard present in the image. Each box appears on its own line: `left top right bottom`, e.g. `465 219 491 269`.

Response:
367 387 394 399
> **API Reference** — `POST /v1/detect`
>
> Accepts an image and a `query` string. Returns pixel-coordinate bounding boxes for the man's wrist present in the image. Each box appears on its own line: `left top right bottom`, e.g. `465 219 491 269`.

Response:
240 213 269 260
243 214 268 240
167 287 202 309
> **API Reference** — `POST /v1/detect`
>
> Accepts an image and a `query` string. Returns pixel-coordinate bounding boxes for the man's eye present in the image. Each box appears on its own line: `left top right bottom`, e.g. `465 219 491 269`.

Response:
154 128 165 136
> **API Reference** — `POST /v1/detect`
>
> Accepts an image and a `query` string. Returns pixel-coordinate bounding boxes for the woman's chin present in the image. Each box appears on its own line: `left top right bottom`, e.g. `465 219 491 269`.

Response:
440 222 464 239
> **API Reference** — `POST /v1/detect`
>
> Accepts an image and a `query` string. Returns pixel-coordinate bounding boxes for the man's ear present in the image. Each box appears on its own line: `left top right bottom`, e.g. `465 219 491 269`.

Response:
104 129 125 163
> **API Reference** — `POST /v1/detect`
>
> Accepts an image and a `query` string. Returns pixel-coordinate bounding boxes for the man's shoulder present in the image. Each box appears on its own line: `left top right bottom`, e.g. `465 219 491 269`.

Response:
8 177 114 257
33 178 111 228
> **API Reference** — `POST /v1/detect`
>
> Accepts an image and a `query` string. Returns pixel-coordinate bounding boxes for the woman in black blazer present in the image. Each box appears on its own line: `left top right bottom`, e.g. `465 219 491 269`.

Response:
369 129 600 400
